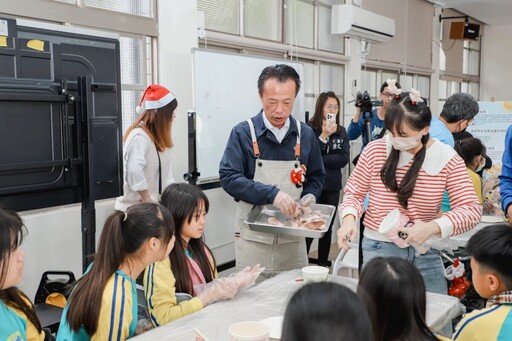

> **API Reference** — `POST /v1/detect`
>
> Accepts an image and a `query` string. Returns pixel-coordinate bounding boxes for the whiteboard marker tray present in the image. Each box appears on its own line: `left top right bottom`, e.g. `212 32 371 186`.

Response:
244 204 336 238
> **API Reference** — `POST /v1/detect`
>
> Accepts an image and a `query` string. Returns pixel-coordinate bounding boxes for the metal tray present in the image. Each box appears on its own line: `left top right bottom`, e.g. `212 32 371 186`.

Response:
244 203 336 238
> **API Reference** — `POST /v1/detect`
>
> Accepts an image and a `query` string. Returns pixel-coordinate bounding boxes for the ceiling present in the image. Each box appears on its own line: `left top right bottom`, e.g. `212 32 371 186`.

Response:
427 0 512 26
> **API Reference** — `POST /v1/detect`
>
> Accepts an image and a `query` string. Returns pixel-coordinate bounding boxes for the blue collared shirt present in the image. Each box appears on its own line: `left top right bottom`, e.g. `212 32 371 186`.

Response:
219 111 325 205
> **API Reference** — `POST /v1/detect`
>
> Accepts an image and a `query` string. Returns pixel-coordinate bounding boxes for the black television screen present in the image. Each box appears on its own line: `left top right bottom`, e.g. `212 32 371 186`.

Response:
0 19 122 212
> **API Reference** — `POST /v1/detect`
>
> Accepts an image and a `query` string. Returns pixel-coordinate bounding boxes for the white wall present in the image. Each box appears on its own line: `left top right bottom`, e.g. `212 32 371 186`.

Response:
19 200 114 300
157 0 238 265
480 25 512 101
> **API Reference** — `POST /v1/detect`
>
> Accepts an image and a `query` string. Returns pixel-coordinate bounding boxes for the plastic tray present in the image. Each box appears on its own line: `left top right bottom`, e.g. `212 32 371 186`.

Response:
244 203 336 238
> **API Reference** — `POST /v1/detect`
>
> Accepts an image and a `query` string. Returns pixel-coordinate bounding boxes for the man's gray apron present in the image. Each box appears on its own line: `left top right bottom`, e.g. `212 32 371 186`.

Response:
234 119 308 281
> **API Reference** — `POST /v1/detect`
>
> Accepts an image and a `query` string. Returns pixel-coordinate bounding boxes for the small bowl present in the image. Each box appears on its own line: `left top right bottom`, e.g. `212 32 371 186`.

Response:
228 321 269 341
301 265 329 283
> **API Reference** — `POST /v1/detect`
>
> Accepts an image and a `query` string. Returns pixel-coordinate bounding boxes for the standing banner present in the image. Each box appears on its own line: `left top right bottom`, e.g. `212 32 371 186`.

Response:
467 101 512 166
467 101 512 219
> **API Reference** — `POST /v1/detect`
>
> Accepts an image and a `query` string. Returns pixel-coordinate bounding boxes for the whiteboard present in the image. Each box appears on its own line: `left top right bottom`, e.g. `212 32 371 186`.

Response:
192 49 305 182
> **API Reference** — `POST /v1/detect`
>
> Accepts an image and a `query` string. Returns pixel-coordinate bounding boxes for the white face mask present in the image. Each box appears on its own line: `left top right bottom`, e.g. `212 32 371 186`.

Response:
475 157 485 172
390 134 422 151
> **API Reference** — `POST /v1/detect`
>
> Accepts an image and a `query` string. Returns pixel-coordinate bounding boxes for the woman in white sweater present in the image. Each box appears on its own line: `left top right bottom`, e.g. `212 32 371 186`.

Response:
115 85 177 211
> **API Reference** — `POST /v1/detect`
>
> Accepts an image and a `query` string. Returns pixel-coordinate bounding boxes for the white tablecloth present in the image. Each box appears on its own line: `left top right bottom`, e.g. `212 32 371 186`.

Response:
131 269 463 340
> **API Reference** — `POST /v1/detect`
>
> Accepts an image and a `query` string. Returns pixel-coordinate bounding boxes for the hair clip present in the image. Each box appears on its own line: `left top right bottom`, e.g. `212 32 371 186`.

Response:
409 89 424 105
386 79 402 96
123 212 128 222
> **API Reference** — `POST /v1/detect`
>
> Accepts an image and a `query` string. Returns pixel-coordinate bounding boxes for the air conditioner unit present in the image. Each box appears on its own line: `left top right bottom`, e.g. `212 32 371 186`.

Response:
332 4 395 44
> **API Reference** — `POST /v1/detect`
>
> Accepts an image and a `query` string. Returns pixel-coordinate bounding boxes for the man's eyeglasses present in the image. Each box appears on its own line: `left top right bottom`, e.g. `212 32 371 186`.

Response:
326 105 339 111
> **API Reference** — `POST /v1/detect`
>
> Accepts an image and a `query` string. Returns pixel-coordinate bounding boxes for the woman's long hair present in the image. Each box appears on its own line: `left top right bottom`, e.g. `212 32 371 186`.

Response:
380 92 431 209
65 202 174 335
309 91 341 132
124 98 178 152
357 257 439 341
0 208 42 333
160 183 216 295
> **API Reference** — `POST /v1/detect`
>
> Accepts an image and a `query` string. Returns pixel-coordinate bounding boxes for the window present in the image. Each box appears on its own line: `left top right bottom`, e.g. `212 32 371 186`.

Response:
198 0 240 34
119 35 152 134
317 2 343 53
463 40 480 76
244 0 281 41
361 70 377 98
287 0 315 48
54 0 154 17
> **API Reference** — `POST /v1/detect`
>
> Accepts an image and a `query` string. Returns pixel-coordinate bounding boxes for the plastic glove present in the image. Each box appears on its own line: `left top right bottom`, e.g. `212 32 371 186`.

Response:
273 191 297 217
195 277 238 306
299 193 316 208
229 264 265 290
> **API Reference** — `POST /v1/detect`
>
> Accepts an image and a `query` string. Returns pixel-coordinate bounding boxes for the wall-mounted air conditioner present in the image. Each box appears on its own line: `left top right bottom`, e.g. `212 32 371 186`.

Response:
332 4 395 44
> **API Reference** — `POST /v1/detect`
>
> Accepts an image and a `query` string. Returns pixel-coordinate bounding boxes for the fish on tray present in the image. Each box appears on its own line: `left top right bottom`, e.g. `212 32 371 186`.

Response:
266 206 326 230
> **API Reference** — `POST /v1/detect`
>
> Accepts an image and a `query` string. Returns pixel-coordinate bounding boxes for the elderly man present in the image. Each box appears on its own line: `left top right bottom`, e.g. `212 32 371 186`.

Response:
430 93 480 212
219 64 325 280
430 92 480 147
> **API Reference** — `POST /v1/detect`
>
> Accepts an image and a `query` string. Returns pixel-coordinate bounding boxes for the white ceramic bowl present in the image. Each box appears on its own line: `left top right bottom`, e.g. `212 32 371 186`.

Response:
301 265 329 283
228 321 269 341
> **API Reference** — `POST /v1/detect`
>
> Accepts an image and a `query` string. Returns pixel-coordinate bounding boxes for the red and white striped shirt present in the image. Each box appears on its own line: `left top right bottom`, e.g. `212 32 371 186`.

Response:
339 137 482 238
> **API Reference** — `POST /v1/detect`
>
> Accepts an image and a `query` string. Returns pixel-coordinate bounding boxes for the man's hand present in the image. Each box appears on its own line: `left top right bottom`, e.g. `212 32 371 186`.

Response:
273 191 297 217
507 205 512 223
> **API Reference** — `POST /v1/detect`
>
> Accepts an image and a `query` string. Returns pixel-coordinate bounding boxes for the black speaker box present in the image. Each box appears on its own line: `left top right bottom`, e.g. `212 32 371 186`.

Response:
450 22 480 41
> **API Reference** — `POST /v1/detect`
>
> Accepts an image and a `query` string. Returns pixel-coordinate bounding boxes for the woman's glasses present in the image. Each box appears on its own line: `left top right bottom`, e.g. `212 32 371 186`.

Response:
326 105 339 111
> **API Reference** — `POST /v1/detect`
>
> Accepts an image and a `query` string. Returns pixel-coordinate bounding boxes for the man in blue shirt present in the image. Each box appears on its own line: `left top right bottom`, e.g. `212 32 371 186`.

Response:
219 64 325 280
430 93 479 212
431 93 479 147
347 80 401 155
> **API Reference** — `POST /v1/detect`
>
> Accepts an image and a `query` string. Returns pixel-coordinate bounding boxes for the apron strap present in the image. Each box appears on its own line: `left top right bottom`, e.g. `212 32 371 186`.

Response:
246 119 260 158
294 118 301 159
247 118 302 159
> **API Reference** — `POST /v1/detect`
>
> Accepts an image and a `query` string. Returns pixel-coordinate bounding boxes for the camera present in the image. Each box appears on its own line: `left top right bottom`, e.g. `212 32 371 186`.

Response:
354 91 383 122
355 91 373 115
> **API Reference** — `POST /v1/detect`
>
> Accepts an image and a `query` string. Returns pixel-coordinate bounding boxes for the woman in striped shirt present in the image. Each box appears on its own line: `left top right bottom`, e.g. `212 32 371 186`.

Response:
57 202 175 341
337 90 481 294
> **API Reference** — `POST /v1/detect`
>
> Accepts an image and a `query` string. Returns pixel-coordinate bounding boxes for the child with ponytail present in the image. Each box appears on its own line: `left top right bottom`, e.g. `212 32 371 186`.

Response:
337 89 481 294
57 202 175 340
0 208 44 341
144 183 261 326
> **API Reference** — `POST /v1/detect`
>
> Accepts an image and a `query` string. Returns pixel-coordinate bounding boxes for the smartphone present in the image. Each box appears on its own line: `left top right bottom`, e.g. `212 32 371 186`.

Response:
326 113 336 123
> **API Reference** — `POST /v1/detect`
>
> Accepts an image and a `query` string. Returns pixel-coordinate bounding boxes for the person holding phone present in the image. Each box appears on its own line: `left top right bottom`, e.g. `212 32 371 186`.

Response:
306 91 350 266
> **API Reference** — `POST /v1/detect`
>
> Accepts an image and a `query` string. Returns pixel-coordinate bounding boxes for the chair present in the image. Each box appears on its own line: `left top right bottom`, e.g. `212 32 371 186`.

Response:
332 242 360 278
34 271 75 305
34 271 75 334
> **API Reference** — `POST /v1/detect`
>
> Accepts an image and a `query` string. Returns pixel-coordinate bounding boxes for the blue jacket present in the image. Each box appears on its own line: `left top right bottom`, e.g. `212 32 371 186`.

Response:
499 125 512 214
219 111 325 205
347 109 384 152
309 124 349 192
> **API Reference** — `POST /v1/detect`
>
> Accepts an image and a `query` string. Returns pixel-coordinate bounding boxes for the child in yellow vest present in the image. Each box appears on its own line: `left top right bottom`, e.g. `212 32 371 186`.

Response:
453 224 512 340
0 208 45 341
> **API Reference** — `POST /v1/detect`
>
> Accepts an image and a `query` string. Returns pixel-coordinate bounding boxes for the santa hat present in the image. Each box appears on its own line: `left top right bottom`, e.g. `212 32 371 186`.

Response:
136 84 176 114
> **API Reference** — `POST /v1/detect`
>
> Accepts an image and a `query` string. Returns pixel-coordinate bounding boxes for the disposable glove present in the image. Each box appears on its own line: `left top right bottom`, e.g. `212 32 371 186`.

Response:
230 264 265 290
273 191 296 217
195 277 238 306
299 193 316 207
